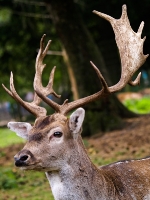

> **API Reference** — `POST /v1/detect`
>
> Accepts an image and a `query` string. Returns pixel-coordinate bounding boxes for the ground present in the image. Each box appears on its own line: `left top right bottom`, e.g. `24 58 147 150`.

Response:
1 114 150 167
87 114 150 165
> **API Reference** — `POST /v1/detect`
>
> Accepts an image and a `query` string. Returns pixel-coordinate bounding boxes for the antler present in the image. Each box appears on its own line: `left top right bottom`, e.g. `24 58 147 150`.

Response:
35 35 110 114
35 60 110 114
2 34 60 118
93 5 149 92
35 5 148 115
3 5 148 117
33 34 61 112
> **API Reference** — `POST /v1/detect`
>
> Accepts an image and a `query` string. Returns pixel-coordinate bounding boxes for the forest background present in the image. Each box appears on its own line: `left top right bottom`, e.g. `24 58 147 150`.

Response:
0 0 150 135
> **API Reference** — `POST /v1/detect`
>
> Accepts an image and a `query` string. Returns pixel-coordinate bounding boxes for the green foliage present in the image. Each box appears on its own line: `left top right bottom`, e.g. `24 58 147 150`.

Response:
123 97 150 114
0 8 12 25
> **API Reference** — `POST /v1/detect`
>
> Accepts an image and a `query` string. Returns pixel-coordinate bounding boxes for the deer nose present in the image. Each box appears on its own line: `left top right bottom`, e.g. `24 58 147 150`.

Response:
14 154 29 167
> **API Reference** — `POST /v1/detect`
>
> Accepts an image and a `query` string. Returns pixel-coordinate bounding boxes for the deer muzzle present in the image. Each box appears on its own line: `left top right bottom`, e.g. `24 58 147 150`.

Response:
14 149 34 167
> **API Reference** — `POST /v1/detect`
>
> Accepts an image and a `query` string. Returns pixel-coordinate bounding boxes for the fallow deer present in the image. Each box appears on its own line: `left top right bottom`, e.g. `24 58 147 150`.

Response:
3 5 150 200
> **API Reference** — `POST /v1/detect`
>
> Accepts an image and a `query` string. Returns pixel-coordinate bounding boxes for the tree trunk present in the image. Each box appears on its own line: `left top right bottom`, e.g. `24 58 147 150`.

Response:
45 0 137 136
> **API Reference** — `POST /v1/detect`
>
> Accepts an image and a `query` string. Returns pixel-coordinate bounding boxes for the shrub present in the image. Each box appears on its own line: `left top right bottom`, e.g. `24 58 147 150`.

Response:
123 97 150 114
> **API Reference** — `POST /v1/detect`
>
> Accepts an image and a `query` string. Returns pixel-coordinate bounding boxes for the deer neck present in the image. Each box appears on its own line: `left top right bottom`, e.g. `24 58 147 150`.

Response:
45 137 111 200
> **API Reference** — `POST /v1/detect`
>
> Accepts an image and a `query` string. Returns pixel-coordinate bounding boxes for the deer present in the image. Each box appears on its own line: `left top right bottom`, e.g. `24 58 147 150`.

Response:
2 5 150 200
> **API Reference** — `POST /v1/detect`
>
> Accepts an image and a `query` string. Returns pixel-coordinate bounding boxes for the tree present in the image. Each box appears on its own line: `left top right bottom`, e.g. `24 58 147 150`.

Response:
44 0 140 135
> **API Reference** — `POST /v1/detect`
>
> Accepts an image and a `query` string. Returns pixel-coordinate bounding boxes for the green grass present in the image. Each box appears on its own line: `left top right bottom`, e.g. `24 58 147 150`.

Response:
0 128 24 148
123 97 150 114
0 166 54 200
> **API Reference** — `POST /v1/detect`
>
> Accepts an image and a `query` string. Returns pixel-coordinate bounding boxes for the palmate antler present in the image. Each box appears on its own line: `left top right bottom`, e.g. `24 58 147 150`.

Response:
93 5 149 92
3 5 148 117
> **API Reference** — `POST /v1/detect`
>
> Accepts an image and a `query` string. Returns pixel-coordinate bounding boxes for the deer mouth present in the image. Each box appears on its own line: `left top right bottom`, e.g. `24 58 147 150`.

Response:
20 163 48 171
15 160 43 171
14 157 45 171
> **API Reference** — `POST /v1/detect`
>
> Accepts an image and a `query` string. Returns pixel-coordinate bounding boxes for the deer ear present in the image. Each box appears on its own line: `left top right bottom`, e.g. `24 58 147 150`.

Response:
69 108 85 139
7 122 32 140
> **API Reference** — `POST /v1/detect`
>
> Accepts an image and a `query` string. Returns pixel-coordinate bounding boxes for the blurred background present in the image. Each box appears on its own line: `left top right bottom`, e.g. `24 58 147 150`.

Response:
1 0 150 199
0 0 150 134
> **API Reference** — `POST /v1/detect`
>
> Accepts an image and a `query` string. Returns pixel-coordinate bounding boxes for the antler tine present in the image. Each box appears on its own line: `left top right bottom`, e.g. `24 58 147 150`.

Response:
34 66 61 113
93 5 149 93
46 66 61 98
90 61 109 92
34 34 61 99
2 72 47 117
36 34 50 71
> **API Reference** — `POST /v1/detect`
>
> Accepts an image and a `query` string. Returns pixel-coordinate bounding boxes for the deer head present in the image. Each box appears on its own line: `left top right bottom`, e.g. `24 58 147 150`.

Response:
7 108 85 171
2 5 149 200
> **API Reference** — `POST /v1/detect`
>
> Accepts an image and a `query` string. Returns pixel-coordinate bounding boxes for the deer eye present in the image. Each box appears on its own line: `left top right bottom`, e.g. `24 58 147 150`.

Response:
53 131 62 138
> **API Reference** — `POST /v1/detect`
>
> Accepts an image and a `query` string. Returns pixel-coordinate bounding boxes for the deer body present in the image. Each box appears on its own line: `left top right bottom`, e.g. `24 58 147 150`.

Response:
46 146 150 200
3 5 150 200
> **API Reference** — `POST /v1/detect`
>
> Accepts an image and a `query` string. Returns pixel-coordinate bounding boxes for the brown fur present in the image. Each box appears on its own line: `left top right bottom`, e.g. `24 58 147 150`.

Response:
14 113 150 199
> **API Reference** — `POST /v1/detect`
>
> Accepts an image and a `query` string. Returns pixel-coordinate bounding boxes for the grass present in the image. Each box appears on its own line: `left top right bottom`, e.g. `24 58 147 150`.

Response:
0 166 54 200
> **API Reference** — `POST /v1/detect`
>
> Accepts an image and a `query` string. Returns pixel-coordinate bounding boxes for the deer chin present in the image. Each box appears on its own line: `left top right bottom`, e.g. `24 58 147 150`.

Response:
20 165 47 171
19 161 59 172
